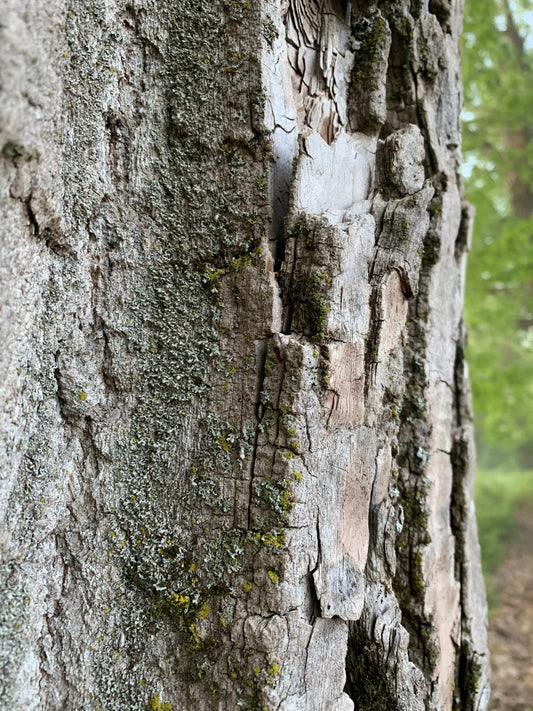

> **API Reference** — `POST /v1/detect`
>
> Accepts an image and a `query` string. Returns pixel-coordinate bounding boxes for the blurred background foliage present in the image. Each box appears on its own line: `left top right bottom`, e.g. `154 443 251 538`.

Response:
462 0 533 468
462 0 533 590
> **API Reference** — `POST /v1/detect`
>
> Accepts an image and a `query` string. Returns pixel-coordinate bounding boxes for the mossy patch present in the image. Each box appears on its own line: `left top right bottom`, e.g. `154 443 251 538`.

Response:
280 214 341 342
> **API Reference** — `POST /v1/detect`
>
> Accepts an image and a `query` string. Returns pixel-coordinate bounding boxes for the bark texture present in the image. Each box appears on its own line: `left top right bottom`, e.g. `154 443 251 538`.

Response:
0 1 489 710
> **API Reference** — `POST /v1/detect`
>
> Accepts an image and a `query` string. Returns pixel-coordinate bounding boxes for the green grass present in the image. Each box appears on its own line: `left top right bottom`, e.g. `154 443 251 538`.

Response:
474 469 533 609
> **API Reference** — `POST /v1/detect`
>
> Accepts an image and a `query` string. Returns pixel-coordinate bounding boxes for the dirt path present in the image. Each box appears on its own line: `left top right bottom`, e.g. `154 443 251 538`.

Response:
488 505 533 711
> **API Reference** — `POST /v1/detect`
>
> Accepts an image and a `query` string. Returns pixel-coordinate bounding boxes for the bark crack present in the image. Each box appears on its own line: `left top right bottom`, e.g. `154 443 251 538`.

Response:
247 338 270 530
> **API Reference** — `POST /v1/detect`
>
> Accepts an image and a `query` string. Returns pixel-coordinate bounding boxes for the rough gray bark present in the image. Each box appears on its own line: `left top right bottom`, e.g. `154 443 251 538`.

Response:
0 1 489 710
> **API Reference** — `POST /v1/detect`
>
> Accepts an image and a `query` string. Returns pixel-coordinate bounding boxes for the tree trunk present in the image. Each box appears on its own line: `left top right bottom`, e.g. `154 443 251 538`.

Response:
0 1 489 710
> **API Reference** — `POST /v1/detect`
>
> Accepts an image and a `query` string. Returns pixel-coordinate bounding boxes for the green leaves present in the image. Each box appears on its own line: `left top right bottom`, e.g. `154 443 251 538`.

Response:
462 0 533 462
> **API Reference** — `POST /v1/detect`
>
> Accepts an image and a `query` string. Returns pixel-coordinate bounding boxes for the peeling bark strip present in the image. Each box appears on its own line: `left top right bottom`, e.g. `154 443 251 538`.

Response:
0 1 488 710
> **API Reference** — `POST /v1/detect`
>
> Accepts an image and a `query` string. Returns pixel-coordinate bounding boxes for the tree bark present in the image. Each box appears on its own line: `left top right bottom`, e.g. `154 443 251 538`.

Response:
0 1 489 710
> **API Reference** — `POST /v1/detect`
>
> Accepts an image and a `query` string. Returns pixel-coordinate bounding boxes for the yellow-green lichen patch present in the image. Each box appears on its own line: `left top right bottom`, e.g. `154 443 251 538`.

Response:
148 693 173 711
267 570 279 585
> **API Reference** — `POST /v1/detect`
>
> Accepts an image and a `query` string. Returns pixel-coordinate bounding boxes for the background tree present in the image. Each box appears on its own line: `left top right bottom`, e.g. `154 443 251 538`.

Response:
0 1 488 710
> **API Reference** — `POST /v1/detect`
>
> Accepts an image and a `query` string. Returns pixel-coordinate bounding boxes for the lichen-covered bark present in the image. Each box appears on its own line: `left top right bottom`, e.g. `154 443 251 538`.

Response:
0 1 488 710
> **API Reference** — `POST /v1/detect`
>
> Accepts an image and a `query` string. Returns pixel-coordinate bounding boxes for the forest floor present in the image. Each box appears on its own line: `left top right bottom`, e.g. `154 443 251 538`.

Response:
488 504 533 711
